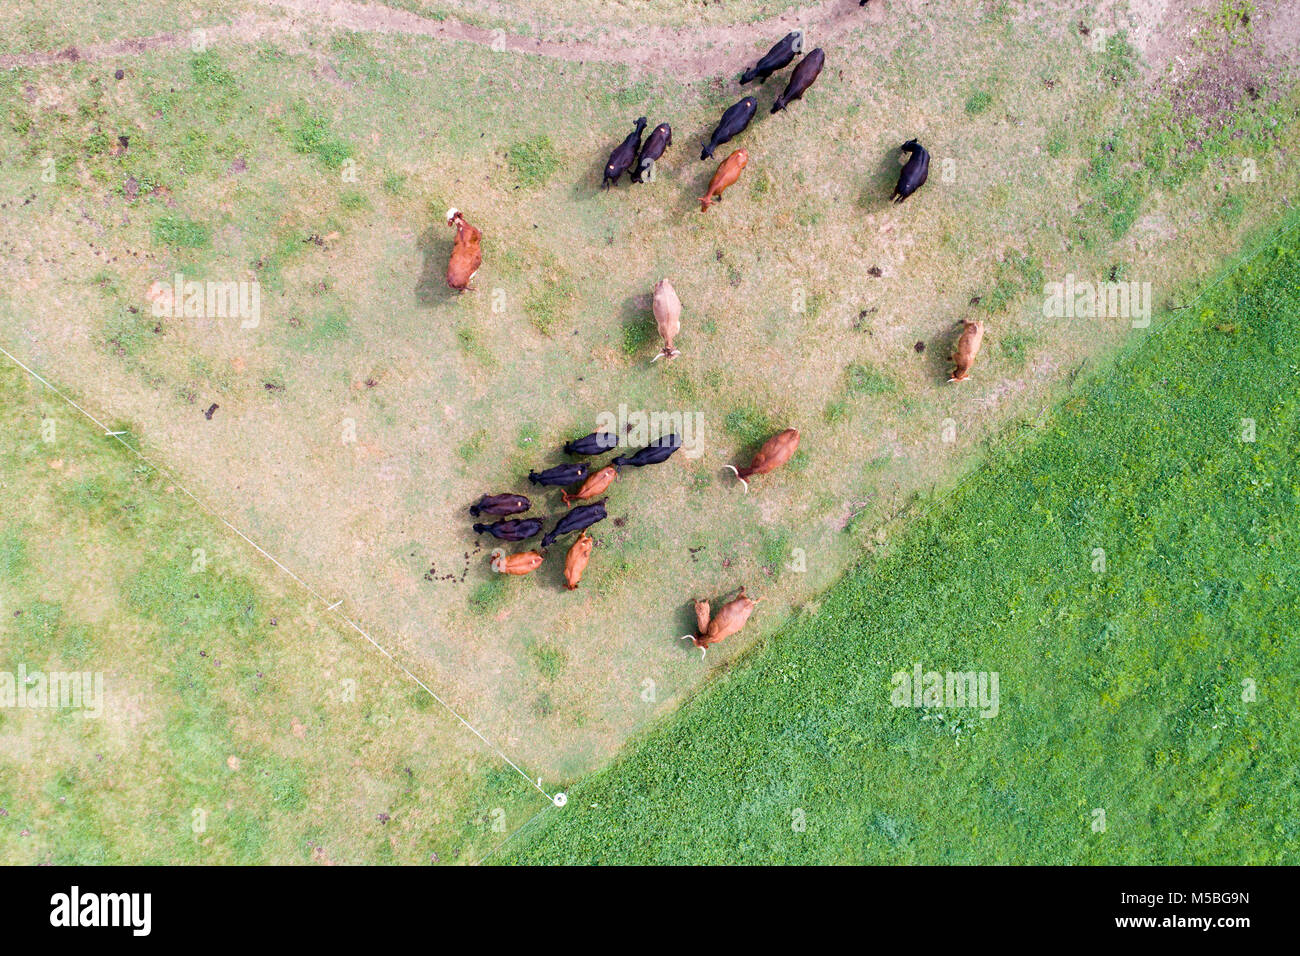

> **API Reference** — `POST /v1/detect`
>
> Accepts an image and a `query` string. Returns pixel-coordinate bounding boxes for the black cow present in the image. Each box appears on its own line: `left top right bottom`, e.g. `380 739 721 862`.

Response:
540 500 608 548
604 117 647 188
771 48 825 113
529 462 589 486
740 31 803 85
564 431 619 456
632 123 673 183
892 139 930 203
701 97 757 161
612 433 681 470
469 493 530 517
472 517 543 541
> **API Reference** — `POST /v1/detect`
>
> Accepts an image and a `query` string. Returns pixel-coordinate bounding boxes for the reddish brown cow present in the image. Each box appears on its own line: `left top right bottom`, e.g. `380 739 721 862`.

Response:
489 548 543 575
681 586 760 658
564 532 594 590
725 428 800 493
445 208 482 292
700 149 748 212
562 465 616 506
949 319 985 382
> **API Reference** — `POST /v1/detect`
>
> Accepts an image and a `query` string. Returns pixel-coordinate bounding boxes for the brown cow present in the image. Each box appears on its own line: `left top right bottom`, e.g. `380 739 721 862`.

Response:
652 278 682 362
445 208 482 292
681 586 760 658
562 465 616 506
725 428 800 493
949 319 985 382
700 149 748 212
564 532 594 590
489 547 543 575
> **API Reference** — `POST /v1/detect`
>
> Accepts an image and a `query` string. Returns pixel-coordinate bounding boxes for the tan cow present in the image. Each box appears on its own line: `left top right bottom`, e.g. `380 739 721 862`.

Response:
652 279 682 362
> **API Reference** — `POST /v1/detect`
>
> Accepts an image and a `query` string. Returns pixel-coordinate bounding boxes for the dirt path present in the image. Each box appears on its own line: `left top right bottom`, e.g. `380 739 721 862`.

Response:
0 0 879 78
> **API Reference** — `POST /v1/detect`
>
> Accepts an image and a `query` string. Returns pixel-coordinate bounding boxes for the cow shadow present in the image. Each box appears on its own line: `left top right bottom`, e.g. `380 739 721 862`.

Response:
570 153 610 199
675 597 702 653
924 320 967 383
677 156 725 216
619 293 655 356
415 225 457 306
858 147 906 209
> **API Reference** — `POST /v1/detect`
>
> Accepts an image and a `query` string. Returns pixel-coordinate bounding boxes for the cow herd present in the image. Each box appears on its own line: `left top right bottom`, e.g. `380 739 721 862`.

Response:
449 20 989 657
468 431 682 591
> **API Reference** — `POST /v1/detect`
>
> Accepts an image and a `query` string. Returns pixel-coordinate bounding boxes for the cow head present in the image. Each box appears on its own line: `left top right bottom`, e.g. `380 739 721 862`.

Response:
445 207 461 228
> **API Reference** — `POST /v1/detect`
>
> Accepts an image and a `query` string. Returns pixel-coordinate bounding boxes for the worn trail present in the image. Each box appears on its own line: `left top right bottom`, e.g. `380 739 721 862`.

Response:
0 0 878 78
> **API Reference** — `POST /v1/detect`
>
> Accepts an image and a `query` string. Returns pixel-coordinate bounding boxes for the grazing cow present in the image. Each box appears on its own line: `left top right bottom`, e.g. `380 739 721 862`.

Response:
701 97 757 160
612 433 681 470
445 208 482 291
632 123 672 183
562 465 616 505
564 532 594 590
700 149 749 212
472 517 543 541
949 319 985 382
740 31 804 85
892 139 930 203
529 462 589 487
541 500 608 548
771 48 825 113
681 586 760 658
489 548 544 575
652 278 682 361
604 117 647 187
564 431 618 456
724 428 800 493
469 493 530 517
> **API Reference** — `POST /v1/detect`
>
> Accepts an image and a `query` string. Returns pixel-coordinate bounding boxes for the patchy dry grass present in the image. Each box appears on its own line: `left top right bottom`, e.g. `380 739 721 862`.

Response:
502 210 1300 864
0 364 542 864
0 0 1297 860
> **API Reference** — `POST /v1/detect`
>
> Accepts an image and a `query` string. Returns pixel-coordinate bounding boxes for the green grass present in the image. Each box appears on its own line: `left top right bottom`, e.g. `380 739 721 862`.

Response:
506 134 561 188
501 214 1300 864
151 214 211 249
964 90 993 115
0 365 542 864
1 0 1297 855
289 107 352 170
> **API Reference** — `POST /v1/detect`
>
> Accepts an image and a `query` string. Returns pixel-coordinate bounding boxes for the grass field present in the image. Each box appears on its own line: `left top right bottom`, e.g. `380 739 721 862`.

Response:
0 360 540 864
501 210 1300 863
1 0 1297 863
